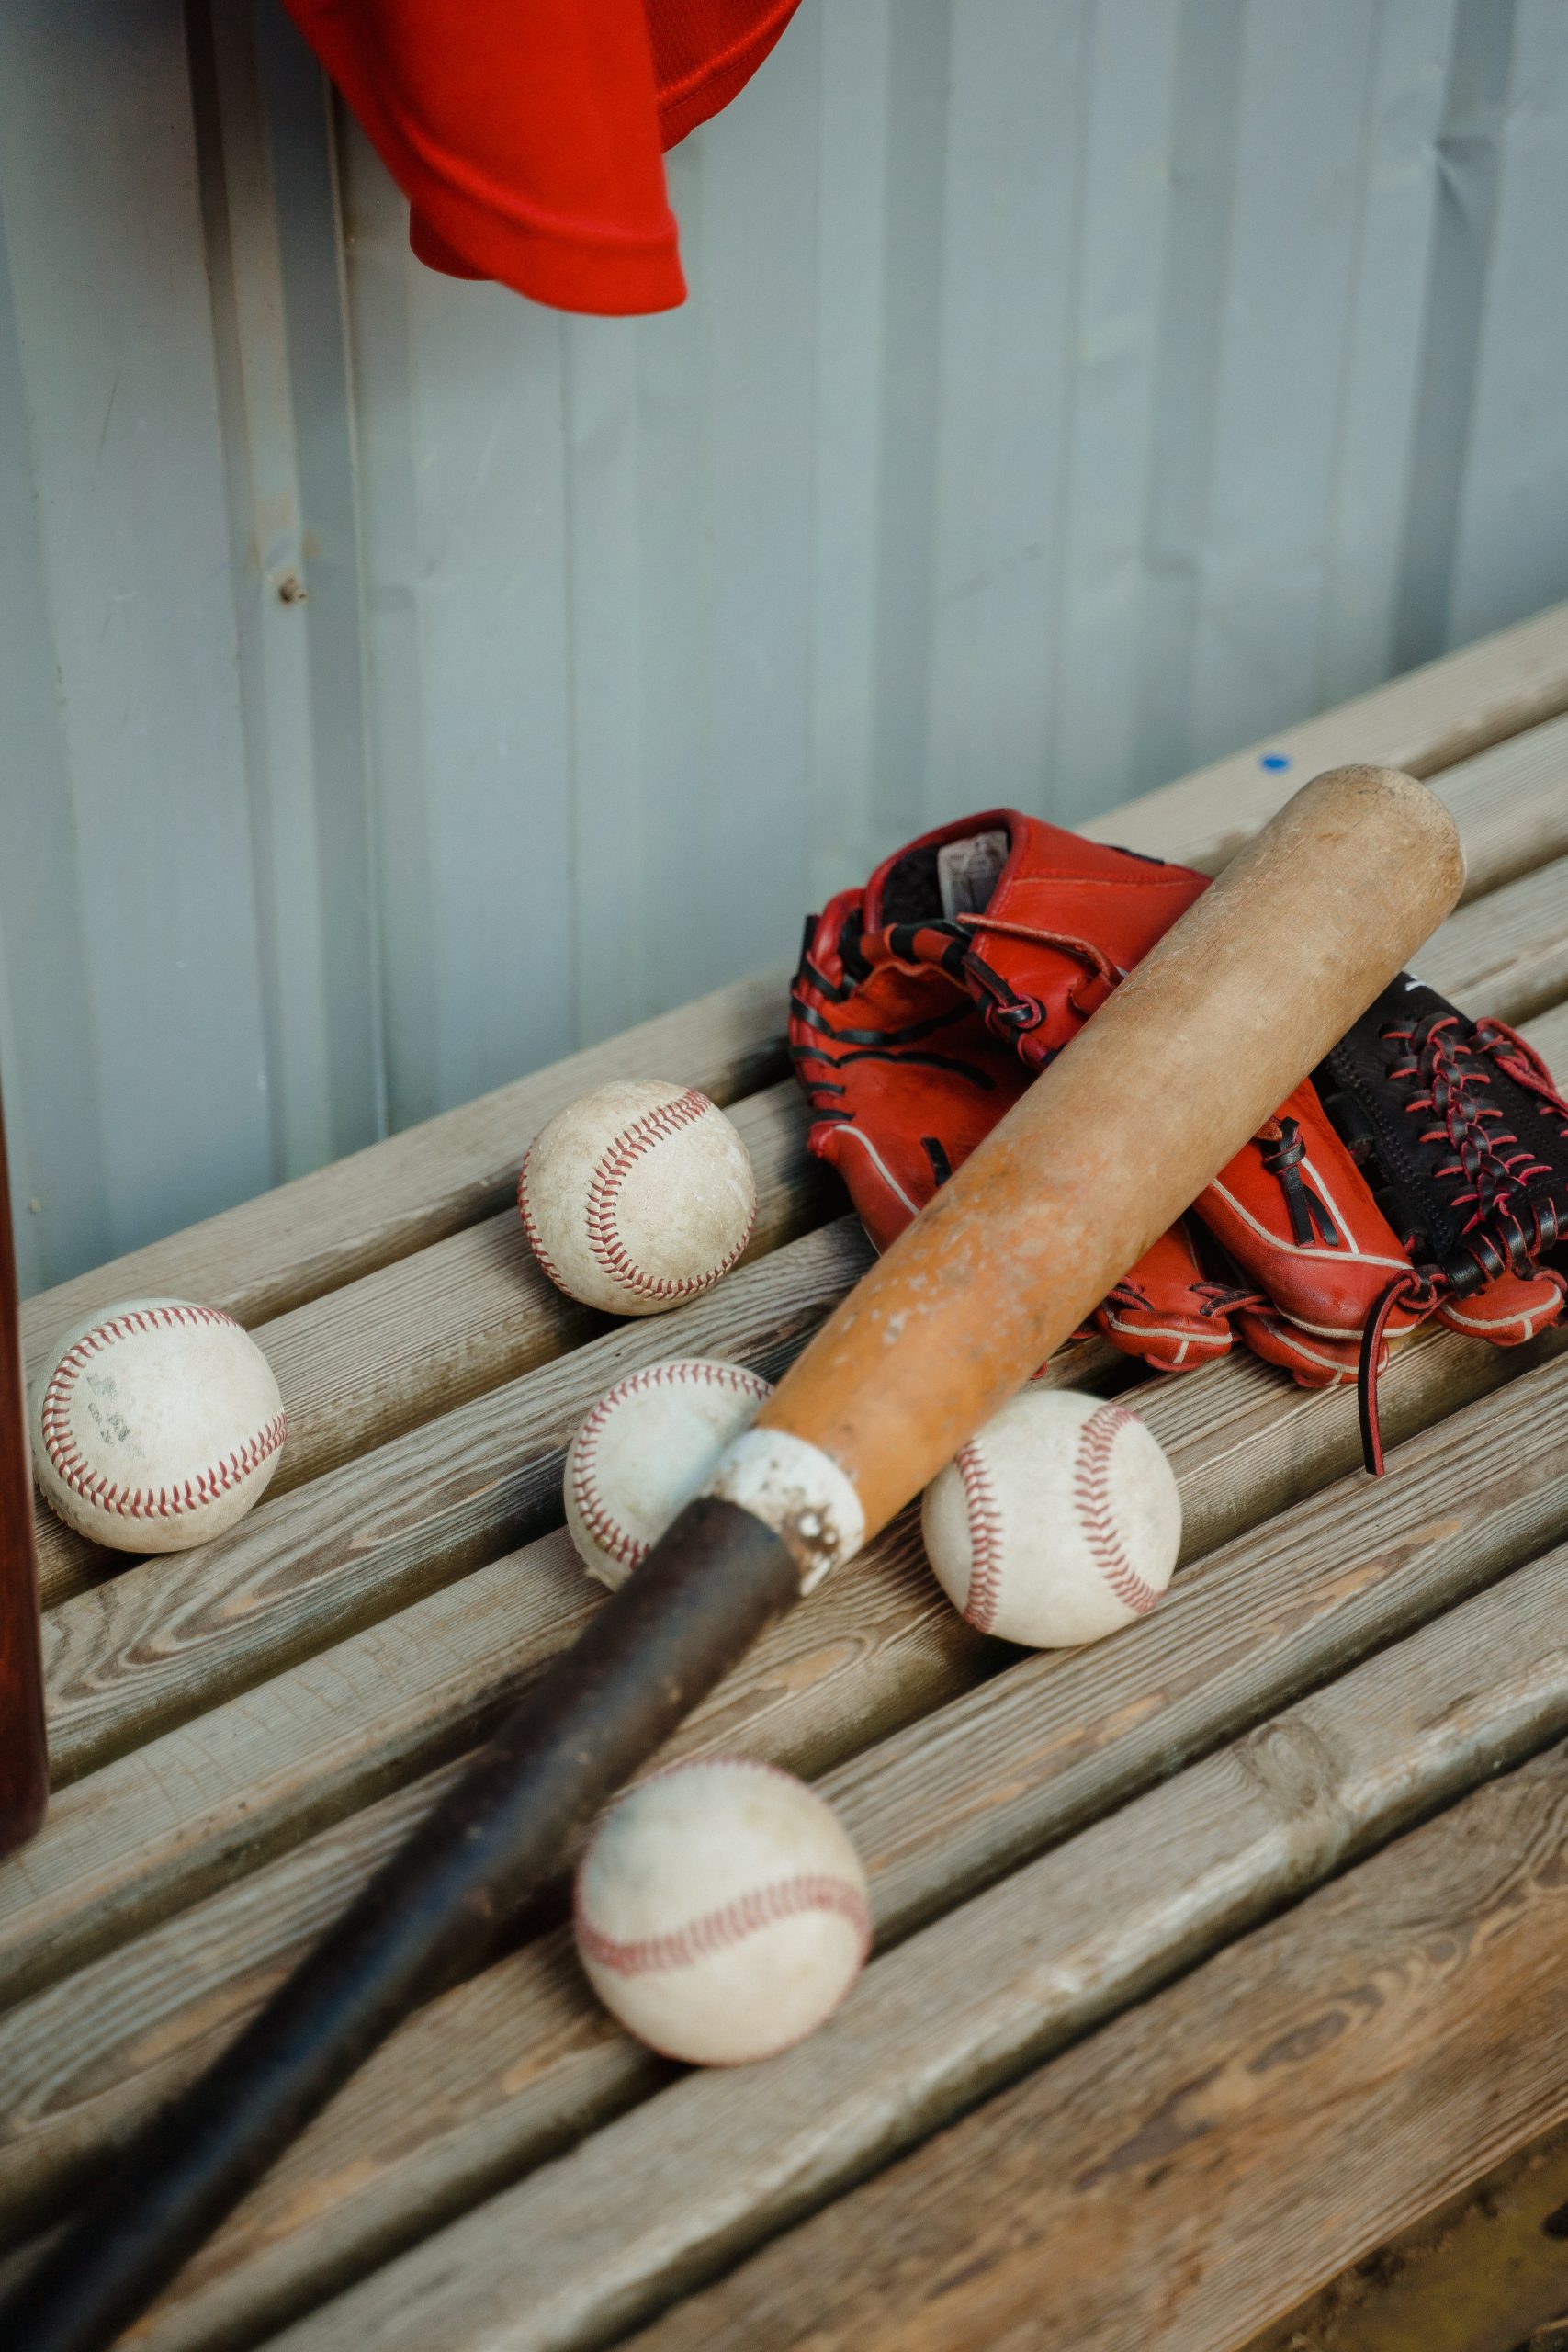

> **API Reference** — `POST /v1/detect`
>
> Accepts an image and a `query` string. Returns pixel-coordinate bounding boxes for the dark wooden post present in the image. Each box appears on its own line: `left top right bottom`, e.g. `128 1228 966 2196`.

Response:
0 1073 48 1856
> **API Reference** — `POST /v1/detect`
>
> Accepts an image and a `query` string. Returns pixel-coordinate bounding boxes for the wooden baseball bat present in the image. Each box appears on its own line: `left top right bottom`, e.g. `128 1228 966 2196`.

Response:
0 1072 49 1864
0 768 1463 2352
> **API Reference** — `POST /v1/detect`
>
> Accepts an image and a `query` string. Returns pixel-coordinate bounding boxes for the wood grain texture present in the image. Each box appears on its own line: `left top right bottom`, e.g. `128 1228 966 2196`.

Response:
15 1339 1568 2348
1080 595 1568 872
0 1507 976 2013
1420 848 1568 1028
1527 996 1568 1073
0 1330 1112 2022
32 1219 873 1792
27 1082 825 1613
253 1542 1568 2352
19 597 1568 1368
7 625 1568 2346
27 869 1568 1628
0 1302 1537 2029
765 767 1465 1537
17 965 793 1367
1438 707 1568 902
620 1738 1568 2352
1242 2114 1568 2352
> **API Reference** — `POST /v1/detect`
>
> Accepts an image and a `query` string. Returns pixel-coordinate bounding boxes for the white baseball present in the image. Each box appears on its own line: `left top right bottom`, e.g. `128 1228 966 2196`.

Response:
566 1359 773 1589
921 1386 1180 1648
518 1080 757 1317
29 1298 287 1553
574 1757 871 2064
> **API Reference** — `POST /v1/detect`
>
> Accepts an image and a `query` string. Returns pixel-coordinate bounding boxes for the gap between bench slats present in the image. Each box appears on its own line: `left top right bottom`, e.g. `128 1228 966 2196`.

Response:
608 1738 1568 2352
27 833 1568 1763
25 703 1568 1613
20 968 794 1368
8 996 1568 2027
21 598 1568 1374
1079 596 1568 871
250 1544 1568 2352
3 621 1566 2335
8 1340 1568 2348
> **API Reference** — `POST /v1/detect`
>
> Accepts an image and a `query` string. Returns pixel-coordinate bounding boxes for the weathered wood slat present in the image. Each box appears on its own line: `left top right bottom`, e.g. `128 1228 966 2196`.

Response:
12 1340 1568 2346
6 616 1567 2346
0 1761 472 2242
19 967 793 1362
1528 997 1568 1072
614 1747 1568 2352
2 1334 1108 2023
22 600 1568 1383
1080 596 1568 872
1438 707 1568 901
29 862 1568 1631
1420 849 1568 1028
1243 2114 1568 2352
34 1220 873 1789
0 1299 1543 2024
0 1513 975 2011
247 1542 1568 2352
28 1083 825 1612
30 843 1568 1758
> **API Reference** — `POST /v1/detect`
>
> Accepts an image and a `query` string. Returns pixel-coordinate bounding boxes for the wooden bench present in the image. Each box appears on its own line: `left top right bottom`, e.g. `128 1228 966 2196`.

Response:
6 601 1568 2352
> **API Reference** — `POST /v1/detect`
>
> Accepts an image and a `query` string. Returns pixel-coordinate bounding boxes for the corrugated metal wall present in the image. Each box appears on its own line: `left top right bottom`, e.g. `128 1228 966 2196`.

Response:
4 0 1567 1297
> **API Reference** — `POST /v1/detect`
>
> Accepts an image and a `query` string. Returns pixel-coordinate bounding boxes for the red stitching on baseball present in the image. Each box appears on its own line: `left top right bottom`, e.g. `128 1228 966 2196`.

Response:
39 1306 286 1521
1074 1401 1161 1614
570 1361 771 1573
584 1089 754 1303
517 1151 568 1290
575 1871 871 1978
955 1438 1005 1632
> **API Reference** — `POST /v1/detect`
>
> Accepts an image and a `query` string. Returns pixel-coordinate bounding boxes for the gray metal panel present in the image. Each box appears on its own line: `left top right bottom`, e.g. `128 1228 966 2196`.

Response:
0 0 274 1291
0 194 110 1299
4 0 1568 1290
1448 0 1568 645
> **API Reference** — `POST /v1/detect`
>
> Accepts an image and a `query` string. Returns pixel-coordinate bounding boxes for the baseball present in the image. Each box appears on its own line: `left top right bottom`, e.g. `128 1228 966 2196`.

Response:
519 1080 757 1317
566 1358 773 1589
922 1385 1180 1647
29 1298 287 1553
574 1757 871 2064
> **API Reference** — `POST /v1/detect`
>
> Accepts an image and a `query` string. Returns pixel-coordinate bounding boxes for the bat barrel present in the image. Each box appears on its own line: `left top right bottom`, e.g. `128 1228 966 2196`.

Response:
758 765 1465 1541
0 767 1464 2351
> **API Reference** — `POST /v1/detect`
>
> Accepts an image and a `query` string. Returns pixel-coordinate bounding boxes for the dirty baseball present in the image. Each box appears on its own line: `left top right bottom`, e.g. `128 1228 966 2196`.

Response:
574 1757 871 2064
29 1298 287 1553
566 1357 773 1589
922 1385 1180 1646
519 1080 757 1316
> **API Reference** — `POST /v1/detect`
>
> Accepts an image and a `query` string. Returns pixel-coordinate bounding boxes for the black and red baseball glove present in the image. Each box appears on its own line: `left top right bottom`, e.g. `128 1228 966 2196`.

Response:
790 809 1568 1466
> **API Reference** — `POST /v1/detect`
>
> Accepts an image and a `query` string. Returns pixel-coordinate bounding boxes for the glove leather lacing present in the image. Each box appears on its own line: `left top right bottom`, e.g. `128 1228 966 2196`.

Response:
954 912 1126 1028
1257 1116 1340 1247
1358 1012 1562 1475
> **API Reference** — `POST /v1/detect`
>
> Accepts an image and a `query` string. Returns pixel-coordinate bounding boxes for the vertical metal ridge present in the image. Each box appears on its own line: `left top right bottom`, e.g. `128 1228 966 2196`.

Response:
1393 0 1518 673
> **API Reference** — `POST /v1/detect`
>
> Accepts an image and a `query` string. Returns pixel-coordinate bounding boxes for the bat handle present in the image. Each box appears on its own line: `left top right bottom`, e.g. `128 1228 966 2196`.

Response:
0 1071 48 1863
0 1502 795 2352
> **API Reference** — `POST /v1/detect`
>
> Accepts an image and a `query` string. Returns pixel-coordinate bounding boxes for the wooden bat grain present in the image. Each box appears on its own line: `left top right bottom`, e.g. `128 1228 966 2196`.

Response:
761 766 1467 1538
0 766 1463 2352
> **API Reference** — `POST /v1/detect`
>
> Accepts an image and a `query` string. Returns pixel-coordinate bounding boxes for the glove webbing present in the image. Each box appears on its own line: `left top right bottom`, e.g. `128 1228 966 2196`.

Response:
1356 1010 1568 1473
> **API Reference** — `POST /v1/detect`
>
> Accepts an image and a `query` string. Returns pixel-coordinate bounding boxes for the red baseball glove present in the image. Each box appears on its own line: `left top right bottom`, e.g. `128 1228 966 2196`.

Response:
789 808 1543 1409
